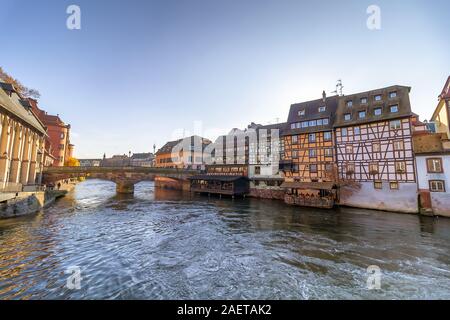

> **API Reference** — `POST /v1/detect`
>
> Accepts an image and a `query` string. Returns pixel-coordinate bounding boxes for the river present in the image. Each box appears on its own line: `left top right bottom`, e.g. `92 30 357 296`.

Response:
0 179 449 299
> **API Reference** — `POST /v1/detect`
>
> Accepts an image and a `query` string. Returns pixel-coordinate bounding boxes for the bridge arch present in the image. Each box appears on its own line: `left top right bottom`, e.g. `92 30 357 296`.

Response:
42 166 199 194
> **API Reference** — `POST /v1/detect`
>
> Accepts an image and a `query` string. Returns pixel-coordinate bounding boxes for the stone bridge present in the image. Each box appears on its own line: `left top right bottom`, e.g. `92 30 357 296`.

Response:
42 166 200 194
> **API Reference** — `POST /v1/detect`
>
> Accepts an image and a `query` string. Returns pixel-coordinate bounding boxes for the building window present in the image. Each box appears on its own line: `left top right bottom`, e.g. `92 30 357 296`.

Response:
346 100 353 107
373 142 381 152
309 120 317 127
345 163 355 175
393 140 404 150
324 131 332 141
360 97 368 104
292 150 298 158
60 133 65 139
358 111 366 119
374 181 383 189
59 144 65 150
298 109 305 116
309 149 316 157
309 133 316 142
346 145 353 153
317 119 323 126
344 113 351 121
292 135 298 143
318 106 326 112
301 121 308 128
369 163 379 174
390 105 399 113
427 158 443 173
354 127 360 135
374 108 382 116
429 180 445 192
310 164 318 173
374 94 382 101
341 128 348 136
255 166 261 175
324 148 333 157
323 118 329 125
396 161 406 173
292 164 299 173
390 182 399 190
389 91 397 99
390 120 401 130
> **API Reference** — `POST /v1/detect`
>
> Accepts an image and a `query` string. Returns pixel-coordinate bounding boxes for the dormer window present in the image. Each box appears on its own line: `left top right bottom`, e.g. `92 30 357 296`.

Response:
390 105 399 113
389 91 397 99
344 113 351 121
298 110 305 116
318 106 326 112
360 97 368 104
346 100 353 107
374 94 382 102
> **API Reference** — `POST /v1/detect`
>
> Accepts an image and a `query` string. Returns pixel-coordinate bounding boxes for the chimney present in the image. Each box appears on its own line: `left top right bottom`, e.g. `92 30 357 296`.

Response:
322 90 326 102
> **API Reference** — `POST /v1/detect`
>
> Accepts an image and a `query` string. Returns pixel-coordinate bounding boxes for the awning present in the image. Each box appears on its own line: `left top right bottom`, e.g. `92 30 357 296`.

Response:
188 175 248 182
280 181 336 190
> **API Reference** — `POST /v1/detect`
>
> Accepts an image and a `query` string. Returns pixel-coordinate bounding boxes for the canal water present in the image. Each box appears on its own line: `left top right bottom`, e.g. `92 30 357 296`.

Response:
0 179 449 299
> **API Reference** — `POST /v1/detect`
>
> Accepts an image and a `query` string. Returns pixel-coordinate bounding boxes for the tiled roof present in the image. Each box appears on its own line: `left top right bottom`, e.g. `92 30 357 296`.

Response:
0 83 46 134
131 152 154 159
334 85 412 127
283 95 338 135
439 76 450 100
156 136 211 155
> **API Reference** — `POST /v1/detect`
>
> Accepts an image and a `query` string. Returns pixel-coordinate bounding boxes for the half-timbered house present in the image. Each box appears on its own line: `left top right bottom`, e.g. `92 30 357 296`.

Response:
280 92 339 207
334 85 418 213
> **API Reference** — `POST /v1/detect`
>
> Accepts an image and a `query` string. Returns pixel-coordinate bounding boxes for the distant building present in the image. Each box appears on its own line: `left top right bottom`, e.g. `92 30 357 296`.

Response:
155 136 211 169
0 82 47 191
130 152 154 167
79 159 101 167
28 98 73 166
100 154 130 167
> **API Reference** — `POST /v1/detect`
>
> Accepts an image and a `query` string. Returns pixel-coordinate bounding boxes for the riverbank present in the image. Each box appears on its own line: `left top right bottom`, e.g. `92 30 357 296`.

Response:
0 182 77 219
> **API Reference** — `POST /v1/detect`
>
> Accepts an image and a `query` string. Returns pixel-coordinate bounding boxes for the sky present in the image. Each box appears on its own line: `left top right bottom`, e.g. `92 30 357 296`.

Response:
0 0 449 158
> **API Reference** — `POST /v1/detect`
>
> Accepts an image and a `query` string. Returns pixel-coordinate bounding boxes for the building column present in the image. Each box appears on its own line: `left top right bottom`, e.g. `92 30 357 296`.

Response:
27 134 39 185
9 123 23 184
0 115 11 188
36 137 45 185
20 129 31 185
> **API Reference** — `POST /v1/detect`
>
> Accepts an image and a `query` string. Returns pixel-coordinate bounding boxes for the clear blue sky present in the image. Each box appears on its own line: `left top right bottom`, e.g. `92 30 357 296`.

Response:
0 0 449 158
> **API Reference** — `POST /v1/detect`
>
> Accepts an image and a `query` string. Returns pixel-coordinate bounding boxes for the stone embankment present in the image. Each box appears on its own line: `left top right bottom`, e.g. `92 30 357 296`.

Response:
0 182 76 219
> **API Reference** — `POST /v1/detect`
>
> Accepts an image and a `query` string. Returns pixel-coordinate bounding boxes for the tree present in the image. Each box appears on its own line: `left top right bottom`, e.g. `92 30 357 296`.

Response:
0 66 41 99
325 163 361 195
65 157 80 167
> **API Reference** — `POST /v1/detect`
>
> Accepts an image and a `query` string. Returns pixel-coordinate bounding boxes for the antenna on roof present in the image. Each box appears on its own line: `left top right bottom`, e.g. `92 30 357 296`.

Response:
331 79 344 96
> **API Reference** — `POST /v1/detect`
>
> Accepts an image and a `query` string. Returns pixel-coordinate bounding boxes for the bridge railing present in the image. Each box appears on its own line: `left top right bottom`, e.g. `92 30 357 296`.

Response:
43 166 202 175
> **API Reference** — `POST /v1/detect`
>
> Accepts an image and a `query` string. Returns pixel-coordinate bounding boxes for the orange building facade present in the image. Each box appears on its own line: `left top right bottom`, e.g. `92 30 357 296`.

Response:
28 99 73 166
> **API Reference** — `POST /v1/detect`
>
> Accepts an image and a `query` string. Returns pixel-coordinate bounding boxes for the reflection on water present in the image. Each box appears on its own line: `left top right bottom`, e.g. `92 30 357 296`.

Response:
0 179 449 299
